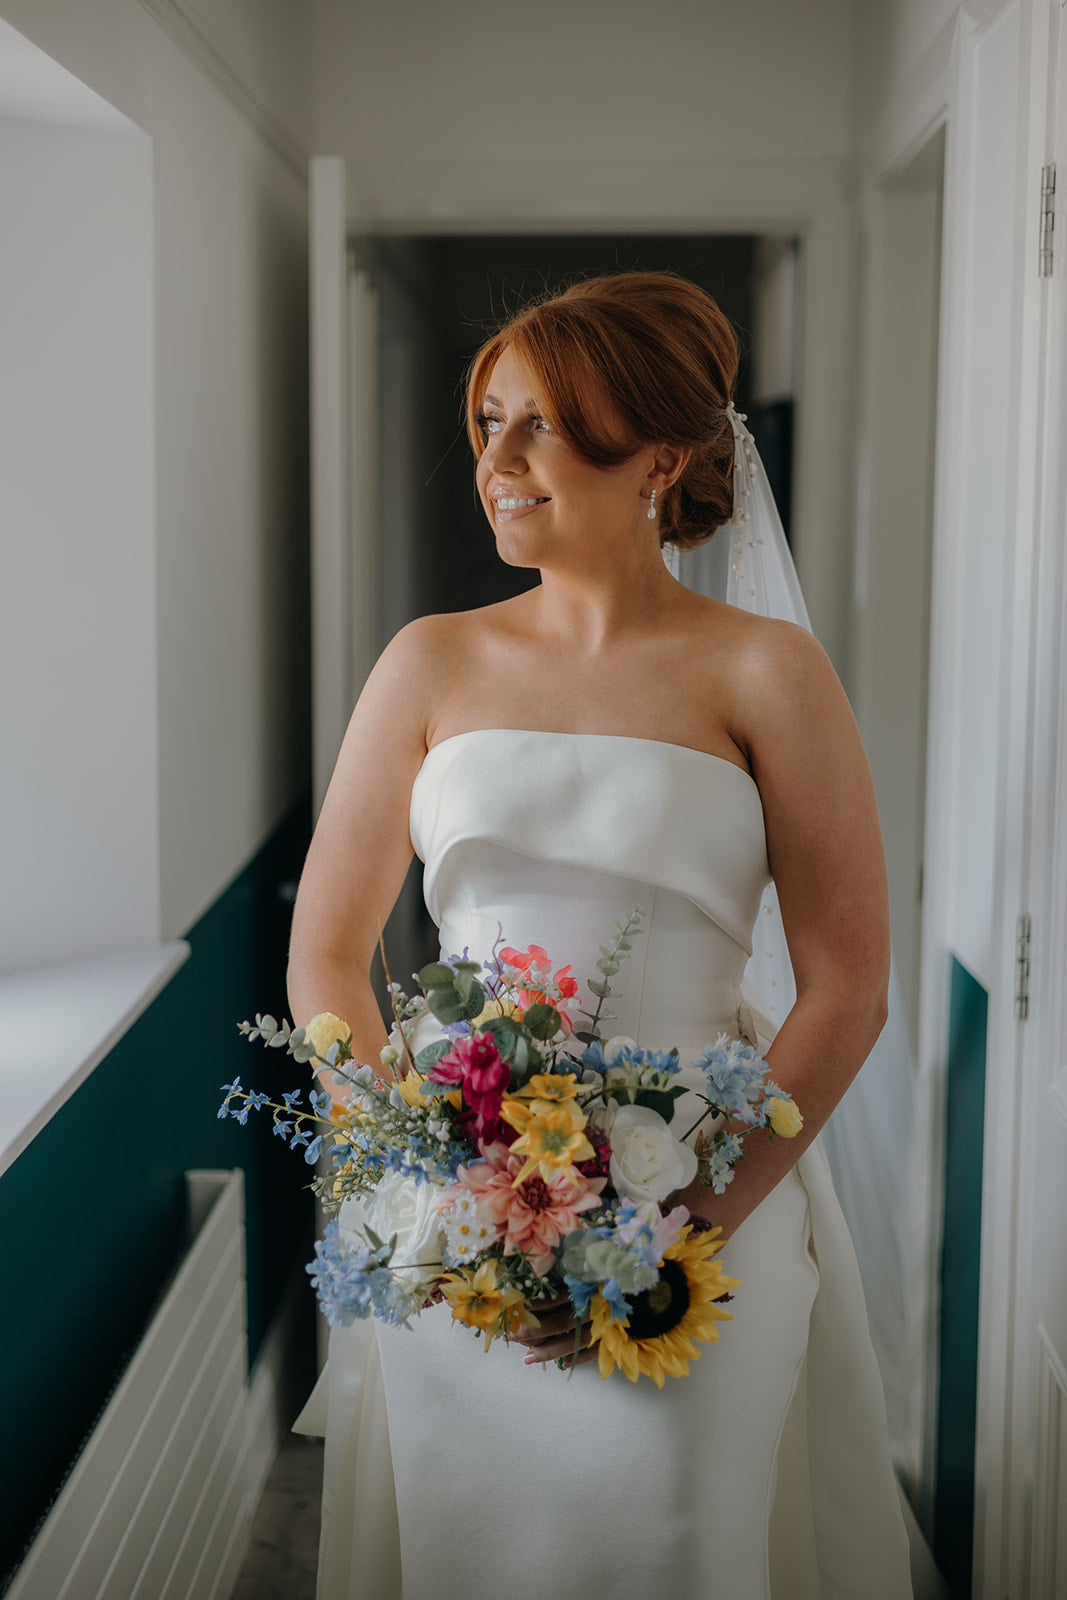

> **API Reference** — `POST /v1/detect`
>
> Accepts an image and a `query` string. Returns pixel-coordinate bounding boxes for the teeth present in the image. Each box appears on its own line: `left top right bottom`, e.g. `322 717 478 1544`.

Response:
495 497 544 510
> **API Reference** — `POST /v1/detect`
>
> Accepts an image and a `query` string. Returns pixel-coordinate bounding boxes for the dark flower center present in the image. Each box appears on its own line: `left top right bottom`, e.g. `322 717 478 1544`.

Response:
625 1259 691 1340
519 1176 552 1213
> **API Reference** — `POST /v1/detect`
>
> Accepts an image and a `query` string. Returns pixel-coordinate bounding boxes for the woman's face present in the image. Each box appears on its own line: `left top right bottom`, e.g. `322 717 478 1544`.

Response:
474 345 652 570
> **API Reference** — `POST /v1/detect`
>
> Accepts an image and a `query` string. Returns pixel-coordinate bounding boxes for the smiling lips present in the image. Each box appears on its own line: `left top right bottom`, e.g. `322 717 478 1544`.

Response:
491 493 550 521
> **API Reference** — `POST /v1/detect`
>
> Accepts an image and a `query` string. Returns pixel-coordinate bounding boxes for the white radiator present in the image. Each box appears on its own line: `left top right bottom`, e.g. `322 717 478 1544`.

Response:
7 1169 257 1600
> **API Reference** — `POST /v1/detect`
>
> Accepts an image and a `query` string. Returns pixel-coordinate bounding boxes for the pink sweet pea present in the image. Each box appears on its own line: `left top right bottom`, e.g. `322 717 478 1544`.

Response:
430 1033 510 1143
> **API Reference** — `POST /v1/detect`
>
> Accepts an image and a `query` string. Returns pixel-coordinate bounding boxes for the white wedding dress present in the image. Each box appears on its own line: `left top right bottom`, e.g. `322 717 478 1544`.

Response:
304 727 914 1599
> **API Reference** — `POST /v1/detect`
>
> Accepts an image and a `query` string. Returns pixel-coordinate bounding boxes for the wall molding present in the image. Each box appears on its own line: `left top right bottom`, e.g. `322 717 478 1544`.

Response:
137 0 307 181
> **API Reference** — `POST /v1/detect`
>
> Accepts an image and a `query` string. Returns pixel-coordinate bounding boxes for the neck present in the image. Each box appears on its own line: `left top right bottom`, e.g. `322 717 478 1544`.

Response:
529 540 680 652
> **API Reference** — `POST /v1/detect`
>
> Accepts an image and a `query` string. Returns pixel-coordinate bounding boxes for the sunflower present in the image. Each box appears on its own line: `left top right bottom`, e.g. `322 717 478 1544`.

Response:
591 1225 741 1388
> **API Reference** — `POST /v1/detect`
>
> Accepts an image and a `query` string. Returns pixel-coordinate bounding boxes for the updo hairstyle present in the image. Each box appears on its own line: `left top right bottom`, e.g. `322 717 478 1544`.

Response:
465 271 739 548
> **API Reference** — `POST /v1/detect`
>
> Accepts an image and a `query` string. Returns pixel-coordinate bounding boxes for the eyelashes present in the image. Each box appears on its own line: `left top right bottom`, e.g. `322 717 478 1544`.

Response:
475 409 552 438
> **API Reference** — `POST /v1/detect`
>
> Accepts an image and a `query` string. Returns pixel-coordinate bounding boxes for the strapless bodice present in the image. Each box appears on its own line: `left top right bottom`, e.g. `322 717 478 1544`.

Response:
409 728 771 1056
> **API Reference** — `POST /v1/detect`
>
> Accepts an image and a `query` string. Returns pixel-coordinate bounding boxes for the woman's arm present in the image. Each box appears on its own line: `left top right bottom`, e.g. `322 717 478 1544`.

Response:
674 619 891 1238
287 617 447 1092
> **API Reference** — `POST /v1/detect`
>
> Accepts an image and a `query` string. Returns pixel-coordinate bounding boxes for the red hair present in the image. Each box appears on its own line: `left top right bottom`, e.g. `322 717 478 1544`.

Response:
465 271 738 547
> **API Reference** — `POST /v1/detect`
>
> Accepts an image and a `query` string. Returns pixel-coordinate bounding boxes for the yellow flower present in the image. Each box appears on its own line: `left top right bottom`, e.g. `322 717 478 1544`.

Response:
592 1225 741 1388
395 1071 425 1108
765 1096 804 1138
304 1012 352 1065
509 1073 580 1103
500 1097 595 1187
471 997 521 1028
440 1259 535 1351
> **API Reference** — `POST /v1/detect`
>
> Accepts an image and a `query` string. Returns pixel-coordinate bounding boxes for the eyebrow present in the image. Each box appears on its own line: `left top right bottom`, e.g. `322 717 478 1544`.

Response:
482 393 541 412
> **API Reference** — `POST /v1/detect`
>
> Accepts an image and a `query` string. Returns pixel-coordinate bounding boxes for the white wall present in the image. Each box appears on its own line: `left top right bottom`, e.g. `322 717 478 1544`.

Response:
0 0 313 957
0 113 157 970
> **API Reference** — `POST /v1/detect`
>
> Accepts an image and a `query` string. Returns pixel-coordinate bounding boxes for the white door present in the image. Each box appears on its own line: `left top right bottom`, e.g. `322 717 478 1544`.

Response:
974 3 1067 1594
1007 7 1067 1590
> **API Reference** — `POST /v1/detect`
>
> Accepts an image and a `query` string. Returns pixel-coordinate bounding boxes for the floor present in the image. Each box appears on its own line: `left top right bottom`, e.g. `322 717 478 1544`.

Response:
231 1435 323 1600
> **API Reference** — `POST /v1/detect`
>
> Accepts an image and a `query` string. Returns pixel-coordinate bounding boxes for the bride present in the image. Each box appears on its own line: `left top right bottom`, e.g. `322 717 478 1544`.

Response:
288 271 914 1598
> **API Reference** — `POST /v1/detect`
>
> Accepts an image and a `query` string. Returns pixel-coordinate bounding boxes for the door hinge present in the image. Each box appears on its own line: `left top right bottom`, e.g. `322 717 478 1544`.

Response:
1015 914 1032 1020
1040 164 1056 278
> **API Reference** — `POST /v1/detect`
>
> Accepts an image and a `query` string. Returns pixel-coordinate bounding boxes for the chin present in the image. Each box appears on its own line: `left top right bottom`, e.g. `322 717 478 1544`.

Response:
493 532 550 570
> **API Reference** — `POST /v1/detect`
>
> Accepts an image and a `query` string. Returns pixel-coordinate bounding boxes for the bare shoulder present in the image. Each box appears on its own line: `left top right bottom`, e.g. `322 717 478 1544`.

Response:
680 604 856 780
725 610 835 697
382 600 518 671
362 608 487 731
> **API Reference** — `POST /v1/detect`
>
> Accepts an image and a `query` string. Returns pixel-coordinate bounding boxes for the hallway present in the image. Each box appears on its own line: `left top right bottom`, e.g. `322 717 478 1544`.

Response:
2 2 1066 1597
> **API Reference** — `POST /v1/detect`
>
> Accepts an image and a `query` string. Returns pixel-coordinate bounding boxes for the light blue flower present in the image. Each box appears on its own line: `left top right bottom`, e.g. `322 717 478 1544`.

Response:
282 1089 303 1112
306 1222 418 1329
564 1274 597 1317
600 1276 632 1322
272 1118 293 1139
693 1038 770 1123
290 1127 311 1150
703 1132 743 1193
304 1134 324 1164
248 1090 270 1111
309 1088 333 1115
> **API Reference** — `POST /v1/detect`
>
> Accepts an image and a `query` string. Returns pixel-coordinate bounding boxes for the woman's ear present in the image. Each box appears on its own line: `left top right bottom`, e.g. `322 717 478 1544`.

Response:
649 442 692 491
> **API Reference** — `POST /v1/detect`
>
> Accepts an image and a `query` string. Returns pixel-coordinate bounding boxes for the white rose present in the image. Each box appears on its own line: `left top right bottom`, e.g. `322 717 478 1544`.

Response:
608 1103 698 1205
364 1172 445 1268
388 1001 449 1065
603 1035 638 1063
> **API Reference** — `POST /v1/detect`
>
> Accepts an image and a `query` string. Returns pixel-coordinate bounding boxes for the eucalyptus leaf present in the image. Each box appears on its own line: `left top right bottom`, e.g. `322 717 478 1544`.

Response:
595 959 620 977
418 962 456 991
461 980 486 1020
523 1002 561 1039
586 979 610 999
427 986 468 1025
479 1016 520 1059
413 1040 452 1073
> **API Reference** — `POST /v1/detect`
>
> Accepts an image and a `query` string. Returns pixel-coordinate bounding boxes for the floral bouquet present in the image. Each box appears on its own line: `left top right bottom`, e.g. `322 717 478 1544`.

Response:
220 910 803 1386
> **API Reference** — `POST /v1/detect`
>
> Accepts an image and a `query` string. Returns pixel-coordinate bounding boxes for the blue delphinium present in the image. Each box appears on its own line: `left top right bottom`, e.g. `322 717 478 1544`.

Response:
564 1273 597 1318
701 1131 744 1193
693 1036 771 1123
306 1221 420 1329
599 1276 632 1323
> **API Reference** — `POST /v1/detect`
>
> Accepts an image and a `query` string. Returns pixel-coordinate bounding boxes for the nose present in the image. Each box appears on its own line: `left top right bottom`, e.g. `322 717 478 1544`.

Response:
481 419 526 474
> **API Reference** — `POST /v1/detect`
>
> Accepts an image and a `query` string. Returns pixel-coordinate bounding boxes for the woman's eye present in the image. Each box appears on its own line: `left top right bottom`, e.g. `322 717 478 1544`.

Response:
476 410 503 436
532 417 552 433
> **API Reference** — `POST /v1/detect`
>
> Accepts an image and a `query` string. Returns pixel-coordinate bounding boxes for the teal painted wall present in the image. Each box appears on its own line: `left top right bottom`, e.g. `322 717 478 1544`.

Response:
934 954 989 1599
0 801 315 1589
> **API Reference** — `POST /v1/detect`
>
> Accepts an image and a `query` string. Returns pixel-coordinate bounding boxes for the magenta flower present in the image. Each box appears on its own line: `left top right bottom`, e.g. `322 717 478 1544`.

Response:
430 1032 510 1143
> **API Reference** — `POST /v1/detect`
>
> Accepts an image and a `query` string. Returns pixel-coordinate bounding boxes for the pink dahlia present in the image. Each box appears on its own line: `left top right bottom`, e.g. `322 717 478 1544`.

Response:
459 1147 606 1275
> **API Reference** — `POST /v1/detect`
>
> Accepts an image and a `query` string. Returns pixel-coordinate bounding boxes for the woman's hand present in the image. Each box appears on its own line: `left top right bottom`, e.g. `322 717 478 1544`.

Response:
514 1294 597 1370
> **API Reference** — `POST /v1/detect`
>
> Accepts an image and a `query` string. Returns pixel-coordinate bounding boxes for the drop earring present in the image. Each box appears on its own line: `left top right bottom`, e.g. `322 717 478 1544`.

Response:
647 489 657 520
